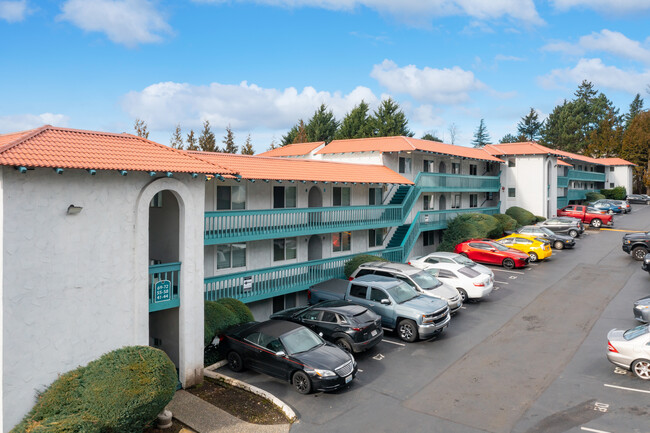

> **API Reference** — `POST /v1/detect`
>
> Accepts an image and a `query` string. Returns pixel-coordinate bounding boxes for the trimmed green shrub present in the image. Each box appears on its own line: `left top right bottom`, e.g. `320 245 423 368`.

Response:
204 301 239 347
505 206 537 226
600 186 627 200
585 192 606 202
216 298 254 324
344 254 388 278
535 215 546 223
489 213 518 238
436 213 499 252
13 346 176 433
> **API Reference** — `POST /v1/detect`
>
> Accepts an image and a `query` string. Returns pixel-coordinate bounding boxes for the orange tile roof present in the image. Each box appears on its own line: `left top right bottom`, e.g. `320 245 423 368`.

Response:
188 151 413 184
586 157 635 166
314 136 504 163
557 159 572 167
0 125 235 175
258 141 325 157
483 142 564 157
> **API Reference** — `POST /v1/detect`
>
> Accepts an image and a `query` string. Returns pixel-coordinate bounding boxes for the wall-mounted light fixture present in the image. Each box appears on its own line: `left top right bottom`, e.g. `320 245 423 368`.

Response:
67 205 83 215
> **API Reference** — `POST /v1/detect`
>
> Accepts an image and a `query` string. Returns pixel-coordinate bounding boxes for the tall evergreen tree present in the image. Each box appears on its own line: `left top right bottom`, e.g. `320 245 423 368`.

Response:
499 133 521 143
186 129 199 151
621 110 650 193
281 123 299 146
336 101 373 139
517 108 543 141
169 124 184 149
294 120 308 144
198 120 218 152
241 134 254 155
305 104 339 142
586 108 624 157
421 132 442 142
471 119 491 147
222 125 238 154
370 98 413 137
134 118 149 139
624 93 644 129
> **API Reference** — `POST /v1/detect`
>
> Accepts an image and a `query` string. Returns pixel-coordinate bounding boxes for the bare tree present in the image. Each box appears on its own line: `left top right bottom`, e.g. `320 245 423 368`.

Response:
448 122 459 145
134 118 149 139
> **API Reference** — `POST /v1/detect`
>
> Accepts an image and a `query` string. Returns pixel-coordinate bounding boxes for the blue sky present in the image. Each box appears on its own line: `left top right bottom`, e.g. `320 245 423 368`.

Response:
2 0 650 153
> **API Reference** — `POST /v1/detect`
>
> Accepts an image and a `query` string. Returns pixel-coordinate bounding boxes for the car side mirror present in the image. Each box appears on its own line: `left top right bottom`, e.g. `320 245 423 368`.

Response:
490 248 496 252
381 299 391 305
318 332 324 337
276 351 286 357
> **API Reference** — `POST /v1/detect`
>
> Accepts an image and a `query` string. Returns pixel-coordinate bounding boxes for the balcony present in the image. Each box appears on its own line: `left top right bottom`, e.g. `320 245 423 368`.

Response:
557 196 569 208
567 189 600 201
149 262 181 312
567 169 605 183
415 172 501 193
557 176 569 188
205 205 403 245
204 248 403 303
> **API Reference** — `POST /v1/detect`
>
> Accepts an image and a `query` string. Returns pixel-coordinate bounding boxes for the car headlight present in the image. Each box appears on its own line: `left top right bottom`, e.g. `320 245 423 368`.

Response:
636 305 650 310
349 352 357 367
306 367 337 378
624 240 631 244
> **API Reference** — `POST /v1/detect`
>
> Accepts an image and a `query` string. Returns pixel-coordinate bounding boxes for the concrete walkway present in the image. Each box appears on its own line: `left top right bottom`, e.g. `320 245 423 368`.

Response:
167 390 291 433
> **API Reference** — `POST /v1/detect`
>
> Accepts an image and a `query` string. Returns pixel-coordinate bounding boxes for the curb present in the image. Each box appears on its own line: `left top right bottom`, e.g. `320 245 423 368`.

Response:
203 363 297 423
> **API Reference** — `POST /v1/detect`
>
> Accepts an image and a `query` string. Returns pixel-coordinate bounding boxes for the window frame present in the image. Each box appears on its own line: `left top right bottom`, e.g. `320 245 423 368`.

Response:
273 237 297 262
333 231 352 252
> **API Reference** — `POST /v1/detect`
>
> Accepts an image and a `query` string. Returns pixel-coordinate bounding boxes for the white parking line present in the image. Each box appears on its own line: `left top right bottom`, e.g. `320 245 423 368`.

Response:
492 269 526 275
382 339 406 347
494 281 509 284
581 427 611 433
604 383 650 394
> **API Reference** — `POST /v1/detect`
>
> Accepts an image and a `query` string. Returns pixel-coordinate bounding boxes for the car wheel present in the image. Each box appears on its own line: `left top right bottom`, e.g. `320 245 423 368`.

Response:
554 240 564 250
591 219 602 228
335 337 353 353
529 252 538 262
632 359 650 380
227 351 245 372
457 288 468 302
632 246 648 261
568 229 578 238
397 319 418 343
502 258 515 269
292 371 313 394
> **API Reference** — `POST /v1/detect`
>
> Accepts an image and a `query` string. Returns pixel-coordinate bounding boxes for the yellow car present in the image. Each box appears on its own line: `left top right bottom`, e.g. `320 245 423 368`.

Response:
495 234 552 262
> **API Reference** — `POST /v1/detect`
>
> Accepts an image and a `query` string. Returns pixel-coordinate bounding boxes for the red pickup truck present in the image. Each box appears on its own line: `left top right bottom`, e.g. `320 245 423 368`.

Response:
557 205 613 228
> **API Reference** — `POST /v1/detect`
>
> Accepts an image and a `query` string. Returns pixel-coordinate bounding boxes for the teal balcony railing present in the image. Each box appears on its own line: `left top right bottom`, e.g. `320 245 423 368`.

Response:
567 189 600 201
205 205 402 245
204 248 403 303
557 176 569 188
567 169 605 183
416 172 501 193
149 262 181 312
557 196 569 208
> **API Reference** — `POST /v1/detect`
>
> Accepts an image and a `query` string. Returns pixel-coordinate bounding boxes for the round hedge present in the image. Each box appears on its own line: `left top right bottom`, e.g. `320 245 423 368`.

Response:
505 206 537 226
490 213 518 238
13 346 177 433
436 213 498 252
585 191 606 202
344 254 388 278
216 298 254 324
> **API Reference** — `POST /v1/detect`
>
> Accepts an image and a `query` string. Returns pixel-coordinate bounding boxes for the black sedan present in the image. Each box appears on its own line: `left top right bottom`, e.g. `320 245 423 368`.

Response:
219 320 357 394
627 194 650 205
514 225 575 250
270 300 383 353
537 217 584 238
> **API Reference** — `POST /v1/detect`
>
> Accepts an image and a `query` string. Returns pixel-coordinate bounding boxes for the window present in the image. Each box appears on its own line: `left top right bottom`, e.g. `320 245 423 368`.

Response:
485 192 494 200
437 269 457 279
150 192 163 208
300 310 320 321
217 185 246 210
610 182 614 188
369 288 389 303
273 238 297 261
349 284 367 299
423 231 435 247
451 162 461 174
273 186 296 208
508 159 516 167
333 231 351 252
610 167 615 172
423 160 434 173
508 188 516 198
333 187 351 206
423 195 433 210
321 311 337 323
452 194 461 209
216 243 246 269
399 157 412 174
469 194 478 208
368 188 382 205
369 229 383 248
469 164 477 175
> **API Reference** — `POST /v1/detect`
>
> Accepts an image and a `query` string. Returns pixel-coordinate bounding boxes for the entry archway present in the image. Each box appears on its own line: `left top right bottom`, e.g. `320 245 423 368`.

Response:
439 195 447 210
308 235 322 261
308 186 323 225
439 162 446 174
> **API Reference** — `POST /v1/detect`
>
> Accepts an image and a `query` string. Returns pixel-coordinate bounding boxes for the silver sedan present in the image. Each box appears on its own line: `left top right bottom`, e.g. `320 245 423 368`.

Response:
607 325 650 380
634 296 650 323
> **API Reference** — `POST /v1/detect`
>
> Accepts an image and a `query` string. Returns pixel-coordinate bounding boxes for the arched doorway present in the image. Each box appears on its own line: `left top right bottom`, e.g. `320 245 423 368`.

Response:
308 235 322 261
439 162 446 174
439 195 446 210
308 186 323 225
148 190 181 368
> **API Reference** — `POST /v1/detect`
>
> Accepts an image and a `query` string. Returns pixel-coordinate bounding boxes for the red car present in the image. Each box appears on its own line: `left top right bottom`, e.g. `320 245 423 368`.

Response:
557 205 613 228
454 239 530 269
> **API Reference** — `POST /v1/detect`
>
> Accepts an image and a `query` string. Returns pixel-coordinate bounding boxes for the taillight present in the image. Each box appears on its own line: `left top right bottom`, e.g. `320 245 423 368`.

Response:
307 290 311 301
607 341 618 353
407 261 412 265
352 327 362 332
473 282 485 287
348 277 354 281
219 335 225 342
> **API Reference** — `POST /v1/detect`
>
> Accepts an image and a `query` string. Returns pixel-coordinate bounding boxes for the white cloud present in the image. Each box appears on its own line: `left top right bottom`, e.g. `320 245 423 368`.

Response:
538 58 650 94
551 0 650 14
58 0 172 47
543 30 650 64
0 0 28 22
370 59 485 104
121 81 381 131
0 113 70 133
494 54 525 62
194 0 543 25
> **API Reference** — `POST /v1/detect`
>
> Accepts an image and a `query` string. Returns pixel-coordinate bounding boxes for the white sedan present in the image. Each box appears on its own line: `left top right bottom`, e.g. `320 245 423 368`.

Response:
409 252 494 301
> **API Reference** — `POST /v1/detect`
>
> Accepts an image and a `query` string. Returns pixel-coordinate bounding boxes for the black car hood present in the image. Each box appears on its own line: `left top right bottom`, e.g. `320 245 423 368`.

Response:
623 232 649 241
291 342 352 371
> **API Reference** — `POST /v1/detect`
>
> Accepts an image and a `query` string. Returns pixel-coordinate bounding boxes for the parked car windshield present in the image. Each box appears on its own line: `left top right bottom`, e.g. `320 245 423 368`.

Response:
281 328 324 354
352 309 376 324
411 271 443 290
539 227 555 236
386 281 419 304
623 325 649 341
458 266 480 278
454 255 476 266
488 242 510 251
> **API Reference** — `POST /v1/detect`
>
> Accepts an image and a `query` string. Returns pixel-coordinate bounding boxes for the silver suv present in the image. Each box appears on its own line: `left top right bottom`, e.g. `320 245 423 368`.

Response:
350 262 462 314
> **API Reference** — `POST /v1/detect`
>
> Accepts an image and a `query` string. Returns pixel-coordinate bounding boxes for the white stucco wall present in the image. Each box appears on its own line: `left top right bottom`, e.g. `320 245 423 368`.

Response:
2 168 205 431
606 166 634 194
500 155 556 217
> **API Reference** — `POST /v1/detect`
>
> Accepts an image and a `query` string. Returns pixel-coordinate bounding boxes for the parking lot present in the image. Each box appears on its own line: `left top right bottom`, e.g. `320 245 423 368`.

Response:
218 206 650 433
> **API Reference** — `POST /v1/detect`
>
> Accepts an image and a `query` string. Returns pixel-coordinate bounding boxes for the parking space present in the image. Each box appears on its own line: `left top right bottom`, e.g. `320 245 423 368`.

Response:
217 204 650 433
